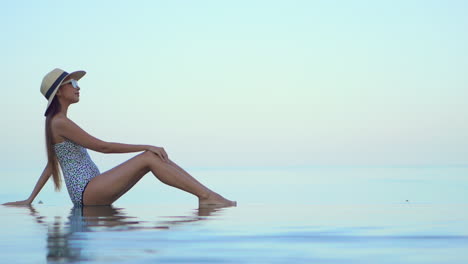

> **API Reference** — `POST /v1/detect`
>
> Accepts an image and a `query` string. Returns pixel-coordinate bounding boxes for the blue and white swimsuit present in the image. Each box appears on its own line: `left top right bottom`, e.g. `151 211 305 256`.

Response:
54 140 100 206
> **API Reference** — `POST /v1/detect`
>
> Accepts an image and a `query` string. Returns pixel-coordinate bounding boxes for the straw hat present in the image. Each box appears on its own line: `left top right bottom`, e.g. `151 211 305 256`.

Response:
40 68 86 116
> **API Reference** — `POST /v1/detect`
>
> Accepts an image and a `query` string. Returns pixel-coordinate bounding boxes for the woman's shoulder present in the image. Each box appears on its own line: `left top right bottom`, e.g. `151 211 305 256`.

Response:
50 115 70 143
50 114 68 127
50 115 77 134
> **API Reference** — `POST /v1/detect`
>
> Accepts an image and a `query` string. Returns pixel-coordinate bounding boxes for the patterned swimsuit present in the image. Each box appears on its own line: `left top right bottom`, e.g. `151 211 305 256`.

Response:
54 140 101 206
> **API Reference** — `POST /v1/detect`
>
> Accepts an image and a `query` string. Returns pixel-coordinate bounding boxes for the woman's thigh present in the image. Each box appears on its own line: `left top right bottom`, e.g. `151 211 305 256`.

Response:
83 152 151 205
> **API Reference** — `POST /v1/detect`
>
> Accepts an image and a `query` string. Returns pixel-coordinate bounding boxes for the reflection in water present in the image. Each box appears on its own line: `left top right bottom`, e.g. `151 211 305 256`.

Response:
24 205 223 263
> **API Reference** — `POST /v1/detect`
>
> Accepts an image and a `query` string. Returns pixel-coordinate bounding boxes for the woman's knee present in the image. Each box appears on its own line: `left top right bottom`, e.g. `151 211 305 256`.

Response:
141 150 164 165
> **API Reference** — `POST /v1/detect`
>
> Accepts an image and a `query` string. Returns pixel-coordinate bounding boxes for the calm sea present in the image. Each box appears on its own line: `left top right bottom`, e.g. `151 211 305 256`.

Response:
1 166 468 263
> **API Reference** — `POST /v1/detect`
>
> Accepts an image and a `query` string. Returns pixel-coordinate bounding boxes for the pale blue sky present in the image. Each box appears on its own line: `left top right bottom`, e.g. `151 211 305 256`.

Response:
1 0 467 171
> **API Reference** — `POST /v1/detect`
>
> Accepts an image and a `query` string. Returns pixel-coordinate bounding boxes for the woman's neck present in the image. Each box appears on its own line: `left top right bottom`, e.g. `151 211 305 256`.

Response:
58 99 70 116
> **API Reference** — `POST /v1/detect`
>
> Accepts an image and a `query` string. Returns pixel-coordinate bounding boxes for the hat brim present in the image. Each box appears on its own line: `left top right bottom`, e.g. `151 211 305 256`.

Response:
44 70 86 116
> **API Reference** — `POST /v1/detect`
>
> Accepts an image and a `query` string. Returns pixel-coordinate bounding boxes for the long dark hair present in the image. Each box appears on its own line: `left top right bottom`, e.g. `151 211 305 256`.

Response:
45 97 62 191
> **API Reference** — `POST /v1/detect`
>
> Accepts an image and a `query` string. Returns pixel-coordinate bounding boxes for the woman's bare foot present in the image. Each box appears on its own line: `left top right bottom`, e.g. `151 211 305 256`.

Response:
199 192 237 207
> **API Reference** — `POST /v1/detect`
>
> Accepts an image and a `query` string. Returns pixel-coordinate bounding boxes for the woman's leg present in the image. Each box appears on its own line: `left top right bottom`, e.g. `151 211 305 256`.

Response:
83 151 235 206
165 159 236 206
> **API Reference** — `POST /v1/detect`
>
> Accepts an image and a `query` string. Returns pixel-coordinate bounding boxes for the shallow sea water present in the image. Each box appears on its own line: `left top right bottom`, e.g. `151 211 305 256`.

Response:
1 167 468 263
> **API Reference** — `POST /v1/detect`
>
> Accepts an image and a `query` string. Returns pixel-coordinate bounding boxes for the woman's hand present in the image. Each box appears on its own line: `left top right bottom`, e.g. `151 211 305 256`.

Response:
146 146 169 162
3 199 32 206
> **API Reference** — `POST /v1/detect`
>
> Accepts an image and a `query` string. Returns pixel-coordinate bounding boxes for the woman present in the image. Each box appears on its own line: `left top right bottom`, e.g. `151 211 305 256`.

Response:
3 68 236 207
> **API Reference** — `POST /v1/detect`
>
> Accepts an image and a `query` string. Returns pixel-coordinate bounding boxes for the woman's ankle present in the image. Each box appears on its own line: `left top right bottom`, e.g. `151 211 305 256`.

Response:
198 191 212 200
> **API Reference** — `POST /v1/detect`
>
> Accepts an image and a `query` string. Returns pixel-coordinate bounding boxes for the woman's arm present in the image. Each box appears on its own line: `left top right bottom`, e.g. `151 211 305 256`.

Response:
3 163 52 206
53 117 168 160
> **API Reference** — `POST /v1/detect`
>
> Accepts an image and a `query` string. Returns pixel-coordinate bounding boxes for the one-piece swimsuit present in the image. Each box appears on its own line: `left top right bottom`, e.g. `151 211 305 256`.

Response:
54 140 100 206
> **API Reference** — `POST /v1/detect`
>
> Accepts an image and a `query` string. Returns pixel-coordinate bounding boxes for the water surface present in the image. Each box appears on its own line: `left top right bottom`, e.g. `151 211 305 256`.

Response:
2 167 468 263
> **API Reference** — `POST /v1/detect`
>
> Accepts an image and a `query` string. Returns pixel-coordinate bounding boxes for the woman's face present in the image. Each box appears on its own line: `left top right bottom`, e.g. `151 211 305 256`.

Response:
57 77 80 104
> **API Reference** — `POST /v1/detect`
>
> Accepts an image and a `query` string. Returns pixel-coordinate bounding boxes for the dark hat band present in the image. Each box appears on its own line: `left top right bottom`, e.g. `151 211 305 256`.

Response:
45 71 69 99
